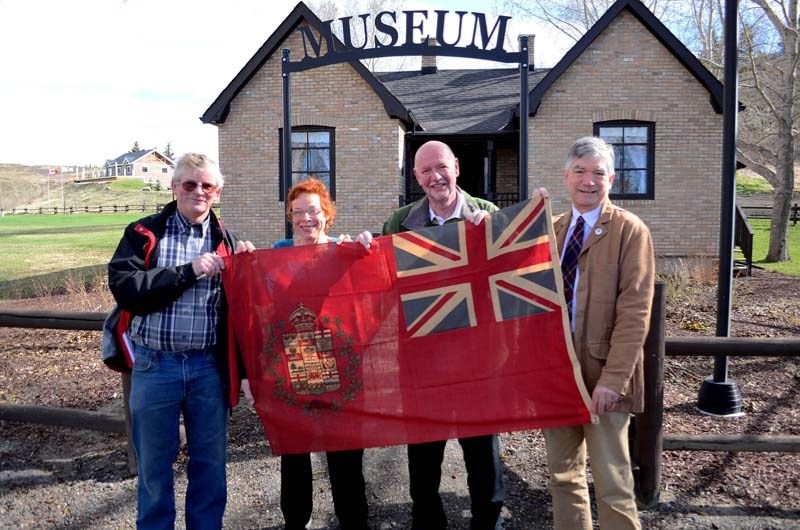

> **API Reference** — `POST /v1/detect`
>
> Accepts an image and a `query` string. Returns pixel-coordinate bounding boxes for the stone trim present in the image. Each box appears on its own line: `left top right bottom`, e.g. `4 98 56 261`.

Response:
593 109 657 123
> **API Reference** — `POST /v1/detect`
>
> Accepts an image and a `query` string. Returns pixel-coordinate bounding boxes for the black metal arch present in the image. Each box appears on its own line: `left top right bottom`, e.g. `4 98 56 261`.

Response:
280 12 530 238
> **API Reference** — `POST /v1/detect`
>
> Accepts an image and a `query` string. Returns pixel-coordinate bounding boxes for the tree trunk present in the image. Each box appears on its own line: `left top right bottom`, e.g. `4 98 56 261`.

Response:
767 184 792 262
765 100 794 263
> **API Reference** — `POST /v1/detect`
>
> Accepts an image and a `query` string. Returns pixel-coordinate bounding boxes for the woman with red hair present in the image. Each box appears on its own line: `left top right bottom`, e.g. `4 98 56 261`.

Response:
245 177 369 530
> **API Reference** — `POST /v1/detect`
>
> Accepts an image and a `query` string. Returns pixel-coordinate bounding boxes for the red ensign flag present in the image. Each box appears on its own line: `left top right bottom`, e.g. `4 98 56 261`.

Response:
223 196 592 455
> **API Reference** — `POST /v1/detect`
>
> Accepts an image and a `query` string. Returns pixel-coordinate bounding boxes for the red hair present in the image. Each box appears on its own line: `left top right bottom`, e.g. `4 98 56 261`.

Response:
286 177 335 231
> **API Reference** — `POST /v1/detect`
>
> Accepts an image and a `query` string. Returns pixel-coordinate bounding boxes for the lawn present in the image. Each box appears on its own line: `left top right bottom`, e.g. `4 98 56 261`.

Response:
749 218 800 275
0 213 143 298
0 210 797 299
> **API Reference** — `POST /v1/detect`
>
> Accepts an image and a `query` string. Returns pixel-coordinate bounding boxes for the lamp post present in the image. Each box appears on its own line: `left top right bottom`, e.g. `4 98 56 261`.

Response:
696 0 742 417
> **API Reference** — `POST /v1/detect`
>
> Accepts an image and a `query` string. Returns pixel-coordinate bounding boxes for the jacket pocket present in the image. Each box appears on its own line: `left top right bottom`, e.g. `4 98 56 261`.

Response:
589 264 619 303
588 341 610 360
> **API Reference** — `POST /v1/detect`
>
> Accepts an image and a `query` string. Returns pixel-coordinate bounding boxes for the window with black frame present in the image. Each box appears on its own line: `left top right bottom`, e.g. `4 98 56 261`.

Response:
279 126 335 199
594 121 654 200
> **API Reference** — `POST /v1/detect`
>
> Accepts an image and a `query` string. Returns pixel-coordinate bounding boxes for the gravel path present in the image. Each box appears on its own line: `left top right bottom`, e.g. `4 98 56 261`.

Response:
2 403 799 530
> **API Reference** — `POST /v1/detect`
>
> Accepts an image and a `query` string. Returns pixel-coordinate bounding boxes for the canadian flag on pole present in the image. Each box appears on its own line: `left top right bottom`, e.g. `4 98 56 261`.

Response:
48 168 59 175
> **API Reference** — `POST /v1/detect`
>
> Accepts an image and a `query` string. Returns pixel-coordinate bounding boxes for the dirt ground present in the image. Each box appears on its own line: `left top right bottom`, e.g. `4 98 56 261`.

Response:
1 268 799 529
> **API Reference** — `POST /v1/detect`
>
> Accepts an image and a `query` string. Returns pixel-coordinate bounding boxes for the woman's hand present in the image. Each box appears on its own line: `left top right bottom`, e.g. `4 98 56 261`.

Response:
235 240 256 253
355 231 373 250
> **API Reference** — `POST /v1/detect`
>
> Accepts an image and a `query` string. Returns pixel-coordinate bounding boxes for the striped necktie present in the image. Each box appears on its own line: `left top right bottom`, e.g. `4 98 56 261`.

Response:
561 215 585 323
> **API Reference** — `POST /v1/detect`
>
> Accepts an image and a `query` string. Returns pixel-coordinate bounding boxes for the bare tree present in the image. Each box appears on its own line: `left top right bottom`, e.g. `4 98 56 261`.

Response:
735 0 797 262
498 0 675 42
503 0 796 262
307 0 408 72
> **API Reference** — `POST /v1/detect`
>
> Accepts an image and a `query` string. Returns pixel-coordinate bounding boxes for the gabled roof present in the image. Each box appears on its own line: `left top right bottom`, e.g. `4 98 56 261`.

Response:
377 68 548 133
105 149 173 166
201 1 411 125
527 0 723 116
106 149 152 166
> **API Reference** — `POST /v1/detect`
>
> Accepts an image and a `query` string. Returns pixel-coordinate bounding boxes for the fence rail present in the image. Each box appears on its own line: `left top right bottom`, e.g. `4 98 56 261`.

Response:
739 202 800 223
0 203 221 215
0 204 168 215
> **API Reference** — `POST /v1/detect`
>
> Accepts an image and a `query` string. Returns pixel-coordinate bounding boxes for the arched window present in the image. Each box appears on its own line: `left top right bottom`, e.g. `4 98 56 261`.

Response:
279 126 336 199
594 121 654 200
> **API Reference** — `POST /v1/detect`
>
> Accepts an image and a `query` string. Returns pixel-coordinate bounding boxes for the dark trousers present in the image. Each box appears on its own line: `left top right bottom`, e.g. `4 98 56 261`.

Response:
408 434 504 530
281 449 368 530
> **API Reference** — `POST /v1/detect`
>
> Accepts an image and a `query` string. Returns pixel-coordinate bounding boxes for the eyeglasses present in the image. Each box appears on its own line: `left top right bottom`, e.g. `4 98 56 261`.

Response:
180 180 218 193
291 208 323 218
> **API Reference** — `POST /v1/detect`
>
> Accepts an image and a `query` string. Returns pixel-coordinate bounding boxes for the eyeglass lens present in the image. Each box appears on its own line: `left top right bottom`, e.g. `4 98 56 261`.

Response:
292 208 323 217
181 180 217 193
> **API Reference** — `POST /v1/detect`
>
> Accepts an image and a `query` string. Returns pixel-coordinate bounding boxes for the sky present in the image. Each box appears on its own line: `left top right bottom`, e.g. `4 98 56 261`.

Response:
0 0 572 167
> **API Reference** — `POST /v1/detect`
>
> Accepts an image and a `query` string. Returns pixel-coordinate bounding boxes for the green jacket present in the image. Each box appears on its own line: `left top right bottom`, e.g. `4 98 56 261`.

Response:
382 189 499 235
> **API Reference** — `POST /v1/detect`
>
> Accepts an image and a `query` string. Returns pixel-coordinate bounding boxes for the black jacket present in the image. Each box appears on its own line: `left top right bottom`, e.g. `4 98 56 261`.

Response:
107 201 240 404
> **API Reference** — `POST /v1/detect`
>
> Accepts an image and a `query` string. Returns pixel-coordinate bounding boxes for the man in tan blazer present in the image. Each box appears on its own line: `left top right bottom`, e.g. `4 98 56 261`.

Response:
545 136 655 529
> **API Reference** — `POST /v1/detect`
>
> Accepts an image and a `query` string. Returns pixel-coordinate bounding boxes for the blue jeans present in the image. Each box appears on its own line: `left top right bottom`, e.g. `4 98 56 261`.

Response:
129 344 228 530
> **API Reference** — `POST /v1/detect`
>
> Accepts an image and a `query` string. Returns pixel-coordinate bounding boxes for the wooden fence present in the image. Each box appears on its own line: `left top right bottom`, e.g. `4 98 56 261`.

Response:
632 284 800 507
1 298 799 505
0 205 168 215
0 204 221 216
739 202 800 223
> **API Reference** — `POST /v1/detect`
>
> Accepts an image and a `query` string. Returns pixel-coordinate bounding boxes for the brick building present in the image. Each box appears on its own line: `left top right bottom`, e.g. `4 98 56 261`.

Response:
202 0 724 258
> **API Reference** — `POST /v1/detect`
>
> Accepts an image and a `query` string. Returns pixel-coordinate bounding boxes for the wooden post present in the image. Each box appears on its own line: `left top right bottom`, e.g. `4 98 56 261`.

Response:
633 282 665 508
122 372 137 475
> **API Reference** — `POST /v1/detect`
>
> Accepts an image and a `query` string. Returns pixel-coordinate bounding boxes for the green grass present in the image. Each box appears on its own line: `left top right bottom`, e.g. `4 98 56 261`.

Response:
0 207 797 300
0 212 143 298
749 218 800 275
109 179 154 192
736 172 773 195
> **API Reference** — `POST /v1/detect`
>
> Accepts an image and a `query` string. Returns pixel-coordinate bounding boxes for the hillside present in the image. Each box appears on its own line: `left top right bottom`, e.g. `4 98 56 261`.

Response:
0 164 50 211
0 163 173 211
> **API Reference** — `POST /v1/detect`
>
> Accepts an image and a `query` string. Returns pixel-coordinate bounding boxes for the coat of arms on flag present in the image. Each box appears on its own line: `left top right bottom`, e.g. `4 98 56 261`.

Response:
223 195 592 455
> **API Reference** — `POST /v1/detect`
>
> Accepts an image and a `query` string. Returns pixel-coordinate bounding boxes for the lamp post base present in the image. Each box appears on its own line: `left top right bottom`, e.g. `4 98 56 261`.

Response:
696 376 743 417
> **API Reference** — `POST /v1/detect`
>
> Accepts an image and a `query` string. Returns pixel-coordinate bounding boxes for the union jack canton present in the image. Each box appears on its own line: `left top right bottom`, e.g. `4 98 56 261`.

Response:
392 196 563 339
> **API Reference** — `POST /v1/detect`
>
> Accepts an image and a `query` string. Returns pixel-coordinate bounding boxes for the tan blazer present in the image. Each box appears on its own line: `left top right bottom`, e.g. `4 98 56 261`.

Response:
554 201 655 413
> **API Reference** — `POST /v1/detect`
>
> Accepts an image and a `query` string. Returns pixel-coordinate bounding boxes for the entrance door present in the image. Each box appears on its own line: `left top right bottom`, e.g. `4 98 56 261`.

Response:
449 141 488 199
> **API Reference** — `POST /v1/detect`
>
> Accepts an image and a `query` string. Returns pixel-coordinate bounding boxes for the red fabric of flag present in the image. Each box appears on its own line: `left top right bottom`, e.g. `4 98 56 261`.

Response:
223 196 592 455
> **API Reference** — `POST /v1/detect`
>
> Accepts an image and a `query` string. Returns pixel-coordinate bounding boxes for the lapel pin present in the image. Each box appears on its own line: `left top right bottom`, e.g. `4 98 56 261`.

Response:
595 228 603 236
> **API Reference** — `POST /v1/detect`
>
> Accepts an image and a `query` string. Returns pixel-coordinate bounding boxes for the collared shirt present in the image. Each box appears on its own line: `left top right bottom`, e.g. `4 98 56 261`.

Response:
561 205 602 331
428 191 465 225
130 211 222 352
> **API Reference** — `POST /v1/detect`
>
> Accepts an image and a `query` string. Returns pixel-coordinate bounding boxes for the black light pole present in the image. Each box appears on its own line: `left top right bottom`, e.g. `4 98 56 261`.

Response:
282 48 293 239
518 35 529 202
696 0 742 416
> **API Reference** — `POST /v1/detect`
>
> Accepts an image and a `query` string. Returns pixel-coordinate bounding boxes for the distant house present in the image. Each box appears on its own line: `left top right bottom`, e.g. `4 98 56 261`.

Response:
202 0 725 260
104 149 174 189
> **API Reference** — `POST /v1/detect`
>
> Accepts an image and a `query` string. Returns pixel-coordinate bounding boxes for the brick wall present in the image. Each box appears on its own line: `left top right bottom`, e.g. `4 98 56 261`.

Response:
528 11 723 257
496 147 518 195
217 30 405 247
